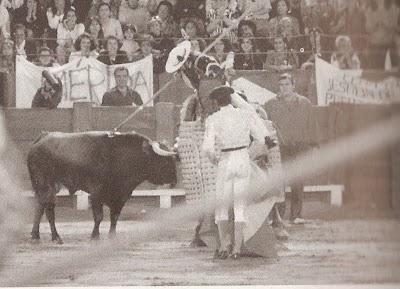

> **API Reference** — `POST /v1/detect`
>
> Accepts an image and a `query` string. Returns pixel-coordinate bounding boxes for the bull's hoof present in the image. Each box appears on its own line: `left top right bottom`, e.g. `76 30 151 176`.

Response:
30 238 41 244
52 236 64 245
190 237 207 248
90 235 100 241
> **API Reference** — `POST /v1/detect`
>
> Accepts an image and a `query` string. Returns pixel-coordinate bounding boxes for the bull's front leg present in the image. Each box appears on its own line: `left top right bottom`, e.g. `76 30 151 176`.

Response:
109 196 129 238
91 199 103 240
31 199 45 242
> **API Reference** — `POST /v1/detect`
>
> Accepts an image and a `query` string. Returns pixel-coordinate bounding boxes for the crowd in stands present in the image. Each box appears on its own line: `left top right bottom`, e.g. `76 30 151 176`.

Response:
0 0 399 81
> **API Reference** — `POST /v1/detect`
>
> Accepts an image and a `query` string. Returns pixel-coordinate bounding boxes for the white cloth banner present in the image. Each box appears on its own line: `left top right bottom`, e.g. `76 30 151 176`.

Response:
16 55 153 108
316 57 400 106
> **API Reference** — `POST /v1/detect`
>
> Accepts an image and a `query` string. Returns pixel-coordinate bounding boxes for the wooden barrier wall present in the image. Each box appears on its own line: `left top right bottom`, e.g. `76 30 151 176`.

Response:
1 101 399 210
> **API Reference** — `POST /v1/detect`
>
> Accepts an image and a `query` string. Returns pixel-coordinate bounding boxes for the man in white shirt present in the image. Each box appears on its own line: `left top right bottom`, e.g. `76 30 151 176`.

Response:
202 85 274 260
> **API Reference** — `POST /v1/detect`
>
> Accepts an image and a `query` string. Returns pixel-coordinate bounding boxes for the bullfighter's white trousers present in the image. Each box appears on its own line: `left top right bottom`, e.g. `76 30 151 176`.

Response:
215 149 250 223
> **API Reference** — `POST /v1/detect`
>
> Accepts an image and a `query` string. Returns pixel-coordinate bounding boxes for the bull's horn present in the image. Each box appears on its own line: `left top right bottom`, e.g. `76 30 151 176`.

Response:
151 142 176 156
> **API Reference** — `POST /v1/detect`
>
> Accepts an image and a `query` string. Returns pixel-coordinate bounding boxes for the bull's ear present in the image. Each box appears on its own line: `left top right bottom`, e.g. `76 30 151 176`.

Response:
142 140 152 156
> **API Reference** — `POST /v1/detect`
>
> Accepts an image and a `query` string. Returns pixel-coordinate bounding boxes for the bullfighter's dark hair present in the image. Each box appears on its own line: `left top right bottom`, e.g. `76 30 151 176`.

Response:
74 32 96 51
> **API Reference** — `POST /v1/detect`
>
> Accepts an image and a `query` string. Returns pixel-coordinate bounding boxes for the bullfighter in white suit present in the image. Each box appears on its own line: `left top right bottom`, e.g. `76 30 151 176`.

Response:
202 85 276 260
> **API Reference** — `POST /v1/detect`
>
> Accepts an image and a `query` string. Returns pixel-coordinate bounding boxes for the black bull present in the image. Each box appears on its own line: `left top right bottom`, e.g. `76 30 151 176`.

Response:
27 131 177 244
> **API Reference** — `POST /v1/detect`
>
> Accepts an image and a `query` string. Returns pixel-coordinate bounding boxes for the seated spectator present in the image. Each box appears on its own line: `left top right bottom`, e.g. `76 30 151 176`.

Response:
147 18 175 73
180 18 206 41
264 35 298 71
277 16 300 51
120 24 140 62
209 37 232 64
85 16 104 51
31 72 62 108
146 0 159 16
57 7 85 47
132 33 153 61
239 0 272 37
234 37 263 70
13 0 46 38
156 1 179 38
175 0 206 27
69 33 98 62
268 0 300 38
237 19 270 55
101 66 143 106
36 46 58 67
384 31 400 72
13 23 36 61
97 35 129 65
331 35 361 70
97 2 123 40
206 0 242 38
118 0 150 34
55 44 69 65
0 0 10 38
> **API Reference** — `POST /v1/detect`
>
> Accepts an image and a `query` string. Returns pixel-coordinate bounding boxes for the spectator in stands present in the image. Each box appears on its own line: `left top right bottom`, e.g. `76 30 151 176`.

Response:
97 2 123 40
385 31 400 72
120 24 139 62
69 0 92 24
268 0 300 38
0 0 10 39
69 32 98 62
180 18 205 41
101 66 143 106
118 0 150 34
13 0 46 38
13 23 36 61
330 0 366 51
36 46 57 67
264 35 298 71
210 37 232 64
147 17 174 73
236 19 270 58
31 73 62 108
146 0 159 16
156 0 179 38
97 35 129 64
190 38 206 53
277 16 300 52
55 44 69 64
234 36 263 70
86 16 104 51
364 0 400 69
330 35 361 69
239 0 272 37
206 0 241 38
47 0 67 31
175 0 206 26
56 7 85 47
0 39 14 73
88 0 120 19
132 33 153 61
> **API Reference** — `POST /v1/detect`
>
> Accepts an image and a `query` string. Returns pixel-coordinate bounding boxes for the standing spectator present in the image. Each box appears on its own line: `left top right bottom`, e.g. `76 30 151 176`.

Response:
13 0 46 37
69 32 98 62
97 35 129 65
85 16 104 51
101 66 143 106
13 23 36 61
97 2 123 40
31 73 62 108
36 46 57 67
156 0 179 38
56 7 85 47
268 0 300 38
147 17 174 73
364 0 400 69
264 73 316 225
120 24 140 62
118 0 150 34
234 37 263 70
46 0 66 31
206 0 242 38
264 35 298 71
331 35 361 69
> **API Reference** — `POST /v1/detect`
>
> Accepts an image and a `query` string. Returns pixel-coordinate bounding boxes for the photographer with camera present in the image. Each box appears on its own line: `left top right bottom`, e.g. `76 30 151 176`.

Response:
31 70 62 109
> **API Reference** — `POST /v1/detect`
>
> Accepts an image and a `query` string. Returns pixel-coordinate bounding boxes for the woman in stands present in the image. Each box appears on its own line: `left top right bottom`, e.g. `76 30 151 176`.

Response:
97 35 129 65
234 36 263 70
97 2 123 40
86 16 104 51
69 33 98 62
210 37 232 64
56 7 85 48
120 24 140 62
156 0 179 38
330 35 361 70
264 35 298 72
268 0 300 39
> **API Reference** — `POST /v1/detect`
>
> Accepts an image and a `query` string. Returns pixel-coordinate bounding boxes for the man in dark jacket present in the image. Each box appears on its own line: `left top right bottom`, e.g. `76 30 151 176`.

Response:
31 71 62 109
101 66 143 106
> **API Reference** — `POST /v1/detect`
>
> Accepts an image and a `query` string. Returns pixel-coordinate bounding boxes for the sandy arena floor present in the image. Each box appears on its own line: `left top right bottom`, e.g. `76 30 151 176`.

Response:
1 202 400 286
